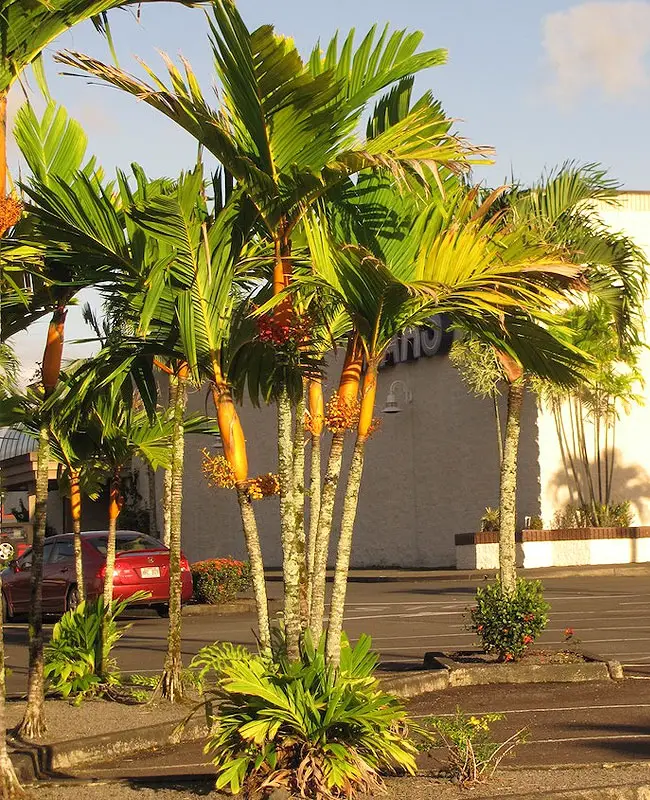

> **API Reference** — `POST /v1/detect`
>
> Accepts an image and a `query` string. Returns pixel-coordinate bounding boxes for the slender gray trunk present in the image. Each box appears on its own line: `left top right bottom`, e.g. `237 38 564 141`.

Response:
309 431 345 643
161 372 186 701
147 463 158 539
306 432 321 615
235 484 271 653
17 423 49 739
162 467 172 547
162 378 177 547
0 576 21 796
292 391 308 628
277 388 301 661
498 382 524 594
326 436 367 666
72 516 84 604
493 394 504 466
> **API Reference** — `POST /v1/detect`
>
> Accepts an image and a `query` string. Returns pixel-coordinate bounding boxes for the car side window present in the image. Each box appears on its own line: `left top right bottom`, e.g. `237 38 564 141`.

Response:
17 549 32 570
49 541 74 564
42 542 55 564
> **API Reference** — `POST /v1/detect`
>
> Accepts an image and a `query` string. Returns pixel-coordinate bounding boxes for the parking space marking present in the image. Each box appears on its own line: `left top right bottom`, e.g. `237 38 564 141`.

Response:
412 703 650 718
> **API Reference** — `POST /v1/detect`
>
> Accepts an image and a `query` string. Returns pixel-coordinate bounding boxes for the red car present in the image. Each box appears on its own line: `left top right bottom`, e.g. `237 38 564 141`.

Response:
2 531 193 619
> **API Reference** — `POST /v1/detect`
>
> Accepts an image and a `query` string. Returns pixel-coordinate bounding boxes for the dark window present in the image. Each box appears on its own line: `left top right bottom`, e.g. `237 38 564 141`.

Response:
49 540 74 564
88 534 161 555
43 542 55 564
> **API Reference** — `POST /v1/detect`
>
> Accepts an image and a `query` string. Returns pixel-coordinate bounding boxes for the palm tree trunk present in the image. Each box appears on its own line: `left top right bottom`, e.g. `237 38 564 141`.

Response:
162 377 178 547
292 389 308 628
147 463 158 539
211 383 270 652
326 364 378 666
278 387 301 661
0 575 21 797
161 369 187 702
0 90 6 200
306 380 324 610
70 470 84 603
493 394 504 466
17 424 49 739
499 381 524 594
98 471 121 678
103 472 121 607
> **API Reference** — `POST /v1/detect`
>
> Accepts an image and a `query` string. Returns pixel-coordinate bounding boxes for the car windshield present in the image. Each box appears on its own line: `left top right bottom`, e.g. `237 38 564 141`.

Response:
89 534 161 556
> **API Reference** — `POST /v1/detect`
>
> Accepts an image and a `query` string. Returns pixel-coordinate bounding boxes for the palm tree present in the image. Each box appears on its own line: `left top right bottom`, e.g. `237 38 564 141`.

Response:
56 0 491 659
298 185 587 665
492 166 647 592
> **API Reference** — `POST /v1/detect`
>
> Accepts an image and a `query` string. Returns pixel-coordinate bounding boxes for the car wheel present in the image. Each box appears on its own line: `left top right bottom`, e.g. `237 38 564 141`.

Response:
154 604 169 618
66 585 80 614
2 592 12 622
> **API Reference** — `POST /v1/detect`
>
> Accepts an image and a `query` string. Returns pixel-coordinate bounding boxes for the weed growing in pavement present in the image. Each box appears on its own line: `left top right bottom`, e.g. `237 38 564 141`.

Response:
469 578 549 661
421 708 526 784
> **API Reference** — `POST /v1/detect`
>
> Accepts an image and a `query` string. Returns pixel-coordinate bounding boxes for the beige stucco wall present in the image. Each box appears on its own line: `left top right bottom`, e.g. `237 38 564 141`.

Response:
538 193 650 527
175 343 541 568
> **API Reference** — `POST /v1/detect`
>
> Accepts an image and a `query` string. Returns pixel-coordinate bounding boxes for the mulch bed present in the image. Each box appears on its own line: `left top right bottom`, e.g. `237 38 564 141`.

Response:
447 649 587 666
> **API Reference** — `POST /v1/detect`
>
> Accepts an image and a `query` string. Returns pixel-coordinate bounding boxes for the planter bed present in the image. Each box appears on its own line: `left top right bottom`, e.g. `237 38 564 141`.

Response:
456 526 650 570
422 648 622 687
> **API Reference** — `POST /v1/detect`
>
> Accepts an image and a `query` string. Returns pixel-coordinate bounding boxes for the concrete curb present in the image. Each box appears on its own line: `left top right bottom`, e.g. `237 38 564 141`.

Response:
182 598 281 616
9 715 208 783
381 651 623 698
264 563 650 583
493 783 650 799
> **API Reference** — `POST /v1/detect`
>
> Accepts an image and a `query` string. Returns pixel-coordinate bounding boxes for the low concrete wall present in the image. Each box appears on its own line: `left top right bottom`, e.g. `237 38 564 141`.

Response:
456 527 650 569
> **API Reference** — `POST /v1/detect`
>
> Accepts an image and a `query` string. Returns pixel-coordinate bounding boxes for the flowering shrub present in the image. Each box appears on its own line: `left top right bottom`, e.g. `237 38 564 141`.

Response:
191 558 252 605
469 578 549 662
421 709 526 784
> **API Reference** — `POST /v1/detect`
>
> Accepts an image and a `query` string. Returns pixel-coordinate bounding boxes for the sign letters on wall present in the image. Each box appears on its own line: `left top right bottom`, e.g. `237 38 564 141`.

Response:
380 314 453 369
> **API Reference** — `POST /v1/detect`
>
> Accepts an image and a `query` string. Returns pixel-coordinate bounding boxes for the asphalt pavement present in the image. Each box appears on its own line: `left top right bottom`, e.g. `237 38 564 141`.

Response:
6 573 650 694
7 572 650 784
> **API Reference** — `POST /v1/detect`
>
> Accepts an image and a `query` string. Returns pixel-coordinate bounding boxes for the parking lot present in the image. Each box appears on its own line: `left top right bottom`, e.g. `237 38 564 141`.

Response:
5 573 650 692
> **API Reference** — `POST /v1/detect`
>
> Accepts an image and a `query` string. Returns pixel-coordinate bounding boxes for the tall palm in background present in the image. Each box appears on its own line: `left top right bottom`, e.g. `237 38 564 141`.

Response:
492 166 647 592
300 184 589 664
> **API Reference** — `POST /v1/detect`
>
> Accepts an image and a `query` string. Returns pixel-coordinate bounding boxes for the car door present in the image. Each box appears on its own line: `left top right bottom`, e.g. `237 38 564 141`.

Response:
42 539 74 614
9 541 55 613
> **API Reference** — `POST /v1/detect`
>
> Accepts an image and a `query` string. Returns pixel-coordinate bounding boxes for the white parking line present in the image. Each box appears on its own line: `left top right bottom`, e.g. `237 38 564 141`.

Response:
412 703 650 718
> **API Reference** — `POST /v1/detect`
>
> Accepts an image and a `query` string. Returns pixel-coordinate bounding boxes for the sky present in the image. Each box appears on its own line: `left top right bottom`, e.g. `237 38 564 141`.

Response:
8 0 650 378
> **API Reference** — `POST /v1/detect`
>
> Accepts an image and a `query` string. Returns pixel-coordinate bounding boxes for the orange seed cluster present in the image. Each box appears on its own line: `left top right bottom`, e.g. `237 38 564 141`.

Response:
324 395 360 434
201 450 236 489
246 473 280 500
0 196 23 237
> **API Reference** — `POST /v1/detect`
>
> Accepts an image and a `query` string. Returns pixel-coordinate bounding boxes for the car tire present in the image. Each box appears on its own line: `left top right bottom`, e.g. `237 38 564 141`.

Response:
66 585 80 614
2 592 12 622
154 604 169 618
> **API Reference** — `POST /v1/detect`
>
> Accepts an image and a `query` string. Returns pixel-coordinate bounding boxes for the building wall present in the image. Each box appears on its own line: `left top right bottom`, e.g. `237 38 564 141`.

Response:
538 193 650 527
176 343 541 568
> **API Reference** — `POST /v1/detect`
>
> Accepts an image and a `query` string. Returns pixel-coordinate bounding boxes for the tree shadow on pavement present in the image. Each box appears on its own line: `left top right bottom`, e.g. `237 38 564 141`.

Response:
127 778 221 795
565 722 650 759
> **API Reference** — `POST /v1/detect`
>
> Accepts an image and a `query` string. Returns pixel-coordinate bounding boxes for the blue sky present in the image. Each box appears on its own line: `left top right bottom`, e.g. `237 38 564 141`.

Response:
9 0 650 376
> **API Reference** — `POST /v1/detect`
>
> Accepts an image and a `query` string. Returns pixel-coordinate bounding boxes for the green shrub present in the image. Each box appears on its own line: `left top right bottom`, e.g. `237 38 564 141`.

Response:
44 592 148 703
187 633 418 798
469 578 549 662
527 514 544 530
480 507 500 532
191 557 251 604
422 708 526 784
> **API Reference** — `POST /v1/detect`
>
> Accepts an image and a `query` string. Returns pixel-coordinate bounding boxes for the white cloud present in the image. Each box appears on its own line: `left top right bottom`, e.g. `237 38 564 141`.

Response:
543 1 650 103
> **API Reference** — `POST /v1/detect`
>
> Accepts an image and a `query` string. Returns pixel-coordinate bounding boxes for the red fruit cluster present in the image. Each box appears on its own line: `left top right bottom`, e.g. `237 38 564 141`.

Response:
257 312 312 347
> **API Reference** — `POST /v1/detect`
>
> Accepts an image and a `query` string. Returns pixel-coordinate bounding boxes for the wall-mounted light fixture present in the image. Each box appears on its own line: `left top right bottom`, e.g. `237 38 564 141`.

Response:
382 380 413 414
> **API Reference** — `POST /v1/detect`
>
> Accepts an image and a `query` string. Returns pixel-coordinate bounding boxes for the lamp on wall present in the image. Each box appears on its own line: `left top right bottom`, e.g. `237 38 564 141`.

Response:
382 380 413 414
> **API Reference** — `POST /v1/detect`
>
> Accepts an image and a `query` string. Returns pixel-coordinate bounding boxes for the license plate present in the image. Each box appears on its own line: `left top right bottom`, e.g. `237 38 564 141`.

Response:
140 567 160 578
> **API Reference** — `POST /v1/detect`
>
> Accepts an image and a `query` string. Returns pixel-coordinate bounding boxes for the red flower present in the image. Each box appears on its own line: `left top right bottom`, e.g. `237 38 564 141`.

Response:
564 627 575 637
523 635 533 644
